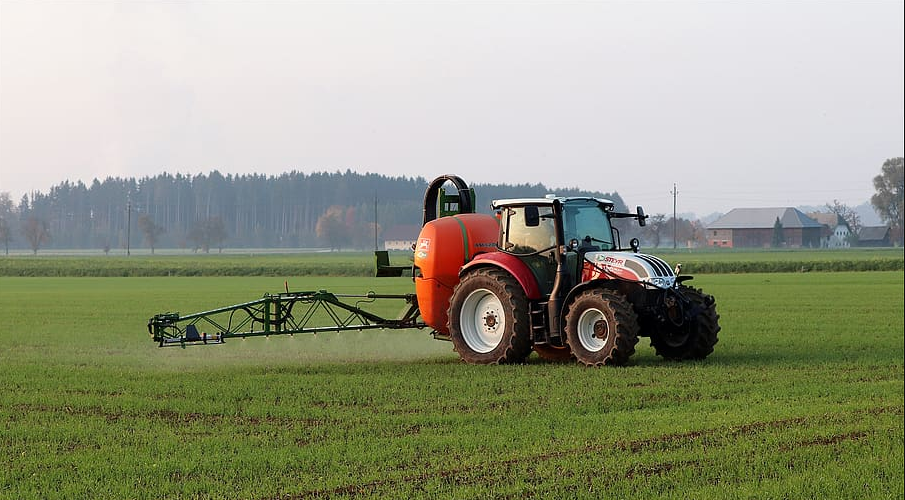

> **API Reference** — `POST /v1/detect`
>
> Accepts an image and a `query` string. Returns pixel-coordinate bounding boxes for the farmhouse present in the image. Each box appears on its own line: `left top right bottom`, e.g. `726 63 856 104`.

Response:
707 207 823 248
808 212 852 248
382 224 421 251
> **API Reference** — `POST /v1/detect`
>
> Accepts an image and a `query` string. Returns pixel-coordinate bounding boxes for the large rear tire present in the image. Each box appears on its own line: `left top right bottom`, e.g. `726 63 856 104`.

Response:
650 286 720 360
565 288 639 366
447 268 533 364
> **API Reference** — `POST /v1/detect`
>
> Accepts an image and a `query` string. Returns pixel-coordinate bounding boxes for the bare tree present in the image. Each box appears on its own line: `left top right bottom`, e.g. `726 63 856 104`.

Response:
188 217 227 253
137 214 165 254
22 217 50 255
665 217 702 248
206 217 228 253
644 214 667 248
826 199 861 245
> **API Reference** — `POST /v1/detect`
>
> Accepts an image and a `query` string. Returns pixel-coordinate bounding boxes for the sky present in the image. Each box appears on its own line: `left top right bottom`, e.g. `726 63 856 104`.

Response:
0 0 902 218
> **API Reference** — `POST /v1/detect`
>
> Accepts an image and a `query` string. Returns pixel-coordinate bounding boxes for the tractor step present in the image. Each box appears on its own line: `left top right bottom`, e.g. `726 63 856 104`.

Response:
529 301 550 342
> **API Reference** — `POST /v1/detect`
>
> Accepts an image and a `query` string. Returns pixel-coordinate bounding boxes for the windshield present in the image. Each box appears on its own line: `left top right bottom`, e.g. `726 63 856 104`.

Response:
561 200 615 250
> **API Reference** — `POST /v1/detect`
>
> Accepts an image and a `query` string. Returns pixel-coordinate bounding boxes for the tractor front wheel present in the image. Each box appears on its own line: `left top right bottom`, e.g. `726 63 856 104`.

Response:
448 268 532 364
650 286 720 360
565 288 639 366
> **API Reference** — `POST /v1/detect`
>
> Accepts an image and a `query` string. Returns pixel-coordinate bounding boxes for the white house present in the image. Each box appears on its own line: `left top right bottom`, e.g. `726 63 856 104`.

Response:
382 225 421 251
808 212 851 248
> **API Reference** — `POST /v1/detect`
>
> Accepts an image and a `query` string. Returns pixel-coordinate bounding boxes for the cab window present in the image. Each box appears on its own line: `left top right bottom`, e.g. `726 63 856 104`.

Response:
502 205 556 254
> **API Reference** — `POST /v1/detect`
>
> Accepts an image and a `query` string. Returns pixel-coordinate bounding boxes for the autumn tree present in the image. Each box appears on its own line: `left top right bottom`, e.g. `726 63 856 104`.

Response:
137 215 165 254
22 217 50 255
871 157 904 244
688 220 708 248
342 206 380 250
315 205 352 251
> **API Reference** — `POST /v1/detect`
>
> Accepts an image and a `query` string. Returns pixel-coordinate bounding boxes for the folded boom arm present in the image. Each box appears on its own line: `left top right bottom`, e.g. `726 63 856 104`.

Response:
148 290 423 347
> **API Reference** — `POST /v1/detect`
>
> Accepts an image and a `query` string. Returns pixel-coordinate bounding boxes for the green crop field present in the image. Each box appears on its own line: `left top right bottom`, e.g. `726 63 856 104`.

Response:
1 247 902 277
1 270 903 499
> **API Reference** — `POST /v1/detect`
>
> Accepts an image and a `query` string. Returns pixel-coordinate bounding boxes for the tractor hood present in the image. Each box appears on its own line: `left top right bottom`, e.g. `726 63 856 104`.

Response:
582 251 677 289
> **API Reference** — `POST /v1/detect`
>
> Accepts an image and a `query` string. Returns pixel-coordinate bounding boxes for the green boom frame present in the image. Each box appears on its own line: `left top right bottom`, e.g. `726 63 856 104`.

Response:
148 290 423 347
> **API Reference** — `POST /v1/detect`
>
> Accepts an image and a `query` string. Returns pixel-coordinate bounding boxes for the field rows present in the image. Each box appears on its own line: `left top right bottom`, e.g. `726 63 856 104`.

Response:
1 271 903 498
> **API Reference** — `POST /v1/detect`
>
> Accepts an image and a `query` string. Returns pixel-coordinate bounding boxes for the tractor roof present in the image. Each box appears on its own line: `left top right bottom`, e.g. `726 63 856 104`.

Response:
491 196 615 210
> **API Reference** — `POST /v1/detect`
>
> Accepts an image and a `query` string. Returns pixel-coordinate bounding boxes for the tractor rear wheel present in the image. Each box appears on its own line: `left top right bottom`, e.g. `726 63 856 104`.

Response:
447 268 532 364
565 288 639 366
650 286 720 360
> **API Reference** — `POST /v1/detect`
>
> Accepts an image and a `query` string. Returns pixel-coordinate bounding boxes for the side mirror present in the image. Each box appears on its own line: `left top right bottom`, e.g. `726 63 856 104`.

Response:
630 238 640 253
524 206 540 227
636 206 647 227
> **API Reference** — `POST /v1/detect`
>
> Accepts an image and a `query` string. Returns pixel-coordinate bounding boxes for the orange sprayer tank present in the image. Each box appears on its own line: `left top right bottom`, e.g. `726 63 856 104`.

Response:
414 213 500 334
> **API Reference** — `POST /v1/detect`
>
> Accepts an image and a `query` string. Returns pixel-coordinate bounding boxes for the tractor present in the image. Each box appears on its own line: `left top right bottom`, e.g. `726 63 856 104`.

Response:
413 175 719 366
148 175 719 366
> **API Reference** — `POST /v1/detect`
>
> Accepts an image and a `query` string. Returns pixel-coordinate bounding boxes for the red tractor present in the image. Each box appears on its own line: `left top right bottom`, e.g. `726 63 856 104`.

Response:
413 175 719 366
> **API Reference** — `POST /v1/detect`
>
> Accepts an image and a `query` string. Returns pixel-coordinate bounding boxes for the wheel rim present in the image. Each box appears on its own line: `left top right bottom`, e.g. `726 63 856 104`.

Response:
576 307 608 352
459 288 505 353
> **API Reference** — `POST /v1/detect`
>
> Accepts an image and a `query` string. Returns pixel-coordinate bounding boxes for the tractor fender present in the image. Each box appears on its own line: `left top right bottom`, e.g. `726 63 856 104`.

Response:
562 279 621 308
459 252 542 300
559 278 634 329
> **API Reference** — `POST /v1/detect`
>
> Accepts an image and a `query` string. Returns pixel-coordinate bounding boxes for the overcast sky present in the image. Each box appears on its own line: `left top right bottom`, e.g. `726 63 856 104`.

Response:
1 0 902 217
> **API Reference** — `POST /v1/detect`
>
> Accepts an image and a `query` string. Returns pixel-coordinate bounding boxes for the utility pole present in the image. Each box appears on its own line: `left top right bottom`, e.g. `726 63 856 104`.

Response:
671 183 677 250
126 201 132 256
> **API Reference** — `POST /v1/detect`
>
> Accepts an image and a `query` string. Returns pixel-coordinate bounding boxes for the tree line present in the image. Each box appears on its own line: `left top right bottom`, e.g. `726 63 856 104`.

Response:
3 158 900 254
0 170 626 254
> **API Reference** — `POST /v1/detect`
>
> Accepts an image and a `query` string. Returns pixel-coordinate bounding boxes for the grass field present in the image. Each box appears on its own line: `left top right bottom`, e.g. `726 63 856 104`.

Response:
1 270 903 499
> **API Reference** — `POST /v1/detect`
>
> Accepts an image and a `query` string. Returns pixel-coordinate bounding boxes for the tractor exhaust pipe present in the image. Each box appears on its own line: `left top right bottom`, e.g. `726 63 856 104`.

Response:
546 248 571 342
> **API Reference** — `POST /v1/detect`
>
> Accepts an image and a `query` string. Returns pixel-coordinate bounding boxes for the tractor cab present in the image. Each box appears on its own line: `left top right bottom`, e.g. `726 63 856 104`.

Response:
492 196 644 297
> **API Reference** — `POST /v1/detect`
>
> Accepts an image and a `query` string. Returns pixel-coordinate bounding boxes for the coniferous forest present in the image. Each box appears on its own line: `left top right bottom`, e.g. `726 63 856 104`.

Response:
0 170 625 253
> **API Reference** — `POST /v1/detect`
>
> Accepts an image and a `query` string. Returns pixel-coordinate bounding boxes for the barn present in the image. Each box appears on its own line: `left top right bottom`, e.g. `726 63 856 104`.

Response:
706 207 824 248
